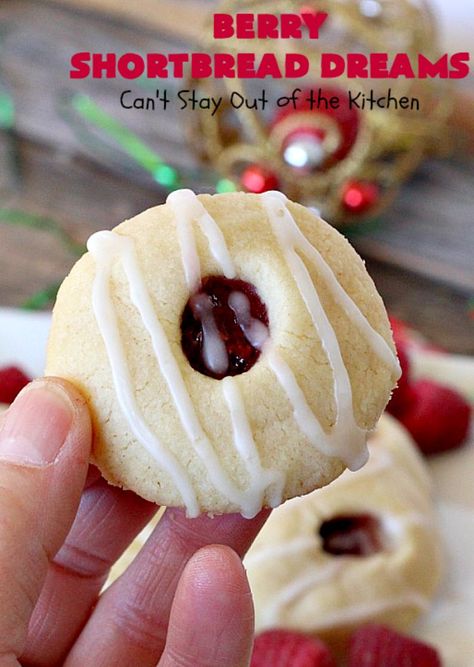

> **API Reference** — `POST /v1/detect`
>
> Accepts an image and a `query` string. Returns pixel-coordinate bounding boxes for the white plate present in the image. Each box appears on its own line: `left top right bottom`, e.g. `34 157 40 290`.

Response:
0 307 51 377
0 307 472 665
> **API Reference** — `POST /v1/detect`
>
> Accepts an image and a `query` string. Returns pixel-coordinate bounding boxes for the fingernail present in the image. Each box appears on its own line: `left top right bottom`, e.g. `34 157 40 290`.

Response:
0 381 74 467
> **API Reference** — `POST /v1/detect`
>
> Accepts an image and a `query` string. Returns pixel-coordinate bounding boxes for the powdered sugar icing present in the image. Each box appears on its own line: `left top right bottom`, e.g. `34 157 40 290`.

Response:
87 189 399 516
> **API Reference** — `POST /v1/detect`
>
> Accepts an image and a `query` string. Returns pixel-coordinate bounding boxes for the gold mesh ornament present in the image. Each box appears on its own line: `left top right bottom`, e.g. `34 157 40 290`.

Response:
188 0 453 225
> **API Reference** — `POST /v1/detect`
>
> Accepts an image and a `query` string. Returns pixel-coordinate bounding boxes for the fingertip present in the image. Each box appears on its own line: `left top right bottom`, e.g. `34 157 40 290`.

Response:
183 544 251 597
162 545 254 666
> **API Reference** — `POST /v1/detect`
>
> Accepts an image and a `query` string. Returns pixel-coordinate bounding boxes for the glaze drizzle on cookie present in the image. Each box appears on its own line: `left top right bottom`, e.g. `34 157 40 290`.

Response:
244 432 435 630
87 189 399 517
169 189 398 471
87 230 283 519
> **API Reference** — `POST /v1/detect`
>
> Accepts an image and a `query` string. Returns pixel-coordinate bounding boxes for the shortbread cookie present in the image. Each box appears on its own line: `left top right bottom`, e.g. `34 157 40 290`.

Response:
46 190 399 517
244 414 442 643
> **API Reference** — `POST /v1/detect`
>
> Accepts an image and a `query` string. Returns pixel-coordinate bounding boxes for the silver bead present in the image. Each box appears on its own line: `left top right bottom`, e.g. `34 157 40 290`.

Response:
283 133 325 170
359 0 383 19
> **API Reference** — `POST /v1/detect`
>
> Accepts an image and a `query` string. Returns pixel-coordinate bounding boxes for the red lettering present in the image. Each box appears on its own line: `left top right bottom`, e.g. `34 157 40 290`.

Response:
167 53 188 77
214 13 234 38
256 53 281 78
321 53 345 77
213 11 328 40
286 54 309 78
418 53 448 78
347 54 368 78
191 53 213 78
236 13 255 38
257 14 279 38
369 53 389 78
92 53 116 78
449 52 470 79
236 53 256 77
70 52 90 79
388 53 414 78
146 54 169 78
301 11 328 39
118 53 145 79
280 14 302 39
214 53 236 78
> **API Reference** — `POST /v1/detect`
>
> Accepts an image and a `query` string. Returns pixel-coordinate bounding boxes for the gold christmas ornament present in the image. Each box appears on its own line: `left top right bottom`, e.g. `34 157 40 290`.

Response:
189 0 453 224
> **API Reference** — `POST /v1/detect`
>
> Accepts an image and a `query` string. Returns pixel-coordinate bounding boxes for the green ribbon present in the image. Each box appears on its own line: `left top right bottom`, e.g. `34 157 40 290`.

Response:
0 209 85 256
68 93 238 192
343 216 384 239
0 210 85 310
71 93 181 188
0 90 15 129
22 283 62 311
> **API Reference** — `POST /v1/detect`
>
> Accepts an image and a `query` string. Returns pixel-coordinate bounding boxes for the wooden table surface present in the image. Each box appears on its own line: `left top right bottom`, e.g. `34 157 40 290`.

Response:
0 0 473 354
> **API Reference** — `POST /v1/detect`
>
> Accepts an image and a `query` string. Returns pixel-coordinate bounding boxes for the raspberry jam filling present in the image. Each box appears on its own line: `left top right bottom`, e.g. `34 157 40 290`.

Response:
181 275 269 380
319 513 384 557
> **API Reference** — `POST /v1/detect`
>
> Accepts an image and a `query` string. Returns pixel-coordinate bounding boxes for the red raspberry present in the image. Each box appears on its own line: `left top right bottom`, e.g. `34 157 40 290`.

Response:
397 379 471 456
349 624 442 667
0 366 31 404
251 629 336 667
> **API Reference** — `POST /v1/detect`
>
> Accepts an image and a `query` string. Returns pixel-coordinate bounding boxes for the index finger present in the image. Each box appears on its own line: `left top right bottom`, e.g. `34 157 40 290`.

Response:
65 507 270 667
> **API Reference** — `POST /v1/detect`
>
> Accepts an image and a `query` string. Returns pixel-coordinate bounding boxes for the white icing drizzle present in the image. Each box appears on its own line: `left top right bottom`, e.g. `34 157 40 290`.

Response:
261 561 345 626
229 291 269 349
88 231 279 518
245 430 434 630
245 512 431 576
266 348 343 461
87 188 399 516
262 191 400 375
189 293 228 375
172 195 201 293
87 231 199 517
168 189 235 281
167 189 284 514
222 377 285 512
260 192 369 470
259 191 400 470
254 526 431 629
273 593 430 633
244 536 318 569
330 444 393 488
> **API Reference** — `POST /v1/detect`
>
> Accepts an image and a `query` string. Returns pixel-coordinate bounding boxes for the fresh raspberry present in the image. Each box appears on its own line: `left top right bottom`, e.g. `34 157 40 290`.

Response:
0 366 31 404
251 629 336 667
396 379 471 456
386 341 411 417
348 624 442 667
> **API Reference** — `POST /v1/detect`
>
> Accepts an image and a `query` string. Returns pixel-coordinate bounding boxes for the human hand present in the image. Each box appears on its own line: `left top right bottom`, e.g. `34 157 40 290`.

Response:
0 378 268 667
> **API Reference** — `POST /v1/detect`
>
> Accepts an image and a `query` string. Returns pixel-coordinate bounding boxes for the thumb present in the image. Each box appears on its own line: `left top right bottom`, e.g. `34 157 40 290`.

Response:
0 378 91 664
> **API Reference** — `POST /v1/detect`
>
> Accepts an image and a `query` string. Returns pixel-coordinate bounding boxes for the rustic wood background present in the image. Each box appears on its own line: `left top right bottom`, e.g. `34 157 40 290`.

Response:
0 0 473 353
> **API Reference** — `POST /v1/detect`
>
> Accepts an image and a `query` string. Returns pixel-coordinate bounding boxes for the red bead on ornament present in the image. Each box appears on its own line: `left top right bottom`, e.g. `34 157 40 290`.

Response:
241 164 279 193
342 180 379 214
